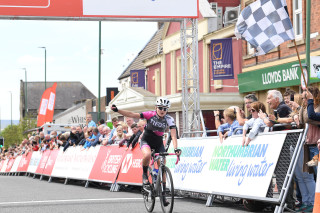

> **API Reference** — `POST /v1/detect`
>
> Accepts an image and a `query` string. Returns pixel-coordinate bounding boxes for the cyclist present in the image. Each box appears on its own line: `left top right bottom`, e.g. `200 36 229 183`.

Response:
111 97 181 204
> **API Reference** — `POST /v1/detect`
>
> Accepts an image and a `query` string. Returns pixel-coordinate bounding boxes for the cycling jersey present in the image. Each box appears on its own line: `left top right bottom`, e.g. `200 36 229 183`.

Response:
139 111 176 152
140 111 176 136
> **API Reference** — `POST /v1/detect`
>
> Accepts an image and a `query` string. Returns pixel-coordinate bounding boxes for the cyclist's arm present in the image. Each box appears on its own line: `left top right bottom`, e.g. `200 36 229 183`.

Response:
117 109 140 119
170 128 178 150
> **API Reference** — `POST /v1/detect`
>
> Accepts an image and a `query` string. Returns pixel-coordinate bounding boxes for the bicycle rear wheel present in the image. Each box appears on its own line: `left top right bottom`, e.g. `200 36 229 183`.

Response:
142 167 155 212
159 166 174 213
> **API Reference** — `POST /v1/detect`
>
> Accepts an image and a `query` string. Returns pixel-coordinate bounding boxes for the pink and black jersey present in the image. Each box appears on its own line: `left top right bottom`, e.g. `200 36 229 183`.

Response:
140 111 176 136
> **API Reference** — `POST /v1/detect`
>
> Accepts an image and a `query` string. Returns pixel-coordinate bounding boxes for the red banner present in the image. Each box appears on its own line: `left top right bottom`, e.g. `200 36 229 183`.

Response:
0 160 4 171
37 83 57 127
17 152 33 172
5 158 15 172
42 149 59 176
88 146 126 183
35 150 51 174
116 146 144 185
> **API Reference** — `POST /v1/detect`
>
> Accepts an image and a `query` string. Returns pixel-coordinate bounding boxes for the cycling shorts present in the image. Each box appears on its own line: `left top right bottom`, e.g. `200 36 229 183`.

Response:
140 130 165 153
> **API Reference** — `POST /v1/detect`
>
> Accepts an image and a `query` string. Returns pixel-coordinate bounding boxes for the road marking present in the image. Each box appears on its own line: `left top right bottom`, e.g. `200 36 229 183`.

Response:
0 197 144 205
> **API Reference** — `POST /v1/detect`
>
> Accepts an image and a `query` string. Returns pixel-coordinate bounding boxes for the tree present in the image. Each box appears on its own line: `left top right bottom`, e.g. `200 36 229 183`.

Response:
0 125 23 149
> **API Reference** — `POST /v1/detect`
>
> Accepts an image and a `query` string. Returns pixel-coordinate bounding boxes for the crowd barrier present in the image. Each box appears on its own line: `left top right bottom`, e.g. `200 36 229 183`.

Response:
0 127 308 213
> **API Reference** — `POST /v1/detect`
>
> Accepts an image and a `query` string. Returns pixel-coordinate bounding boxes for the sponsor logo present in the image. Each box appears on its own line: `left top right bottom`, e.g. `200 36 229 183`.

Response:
121 154 132 173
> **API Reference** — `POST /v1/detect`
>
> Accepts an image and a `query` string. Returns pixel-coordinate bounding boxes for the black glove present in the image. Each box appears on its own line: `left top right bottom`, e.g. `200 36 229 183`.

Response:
174 148 181 155
111 104 118 112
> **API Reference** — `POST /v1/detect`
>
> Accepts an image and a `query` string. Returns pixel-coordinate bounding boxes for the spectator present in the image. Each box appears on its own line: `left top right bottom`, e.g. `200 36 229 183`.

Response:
217 108 242 143
98 119 106 126
39 131 45 144
244 94 258 119
306 89 320 121
50 131 58 139
119 123 142 149
100 126 111 146
76 126 85 145
83 127 96 149
83 126 88 134
63 126 77 152
90 128 100 147
111 125 125 145
125 117 135 137
43 134 51 143
86 114 97 128
260 90 292 130
283 88 296 106
57 135 67 148
242 102 267 146
108 117 119 144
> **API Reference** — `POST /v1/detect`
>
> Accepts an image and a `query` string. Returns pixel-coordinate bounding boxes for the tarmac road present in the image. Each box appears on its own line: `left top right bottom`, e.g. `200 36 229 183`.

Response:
0 175 256 213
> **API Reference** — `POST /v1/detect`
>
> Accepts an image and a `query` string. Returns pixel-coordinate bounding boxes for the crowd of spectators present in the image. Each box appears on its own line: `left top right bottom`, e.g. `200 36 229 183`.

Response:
0 116 147 161
213 87 320 212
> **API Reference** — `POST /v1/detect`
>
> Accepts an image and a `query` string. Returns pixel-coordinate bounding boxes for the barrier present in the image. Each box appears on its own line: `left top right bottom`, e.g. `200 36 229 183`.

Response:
17 153 32 172
10 156 22 173
88 146 126 183
314 157 320 213
117 146 143 186
0 127 309 212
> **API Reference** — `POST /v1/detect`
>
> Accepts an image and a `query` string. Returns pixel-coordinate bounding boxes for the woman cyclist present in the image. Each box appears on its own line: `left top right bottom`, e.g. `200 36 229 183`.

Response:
111 97 181 187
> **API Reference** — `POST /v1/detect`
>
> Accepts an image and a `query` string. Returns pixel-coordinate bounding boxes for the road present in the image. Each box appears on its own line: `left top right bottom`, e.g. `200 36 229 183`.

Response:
0 175 257 213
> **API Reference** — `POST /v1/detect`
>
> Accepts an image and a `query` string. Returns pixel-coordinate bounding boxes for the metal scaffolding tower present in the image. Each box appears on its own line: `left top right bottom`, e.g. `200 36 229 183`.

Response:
180 19 202 137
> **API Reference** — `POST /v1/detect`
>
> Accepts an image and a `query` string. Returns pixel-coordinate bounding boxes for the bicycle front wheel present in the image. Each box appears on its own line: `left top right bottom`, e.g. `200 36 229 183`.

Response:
142 167 155 212
159 166 174 213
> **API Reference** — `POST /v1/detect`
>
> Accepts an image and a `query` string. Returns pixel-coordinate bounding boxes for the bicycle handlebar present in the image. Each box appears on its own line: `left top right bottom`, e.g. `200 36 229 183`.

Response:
153 152 180 165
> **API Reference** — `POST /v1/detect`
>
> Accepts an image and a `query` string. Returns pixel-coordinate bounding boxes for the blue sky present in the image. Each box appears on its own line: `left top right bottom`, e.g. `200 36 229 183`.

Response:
0 20 158 120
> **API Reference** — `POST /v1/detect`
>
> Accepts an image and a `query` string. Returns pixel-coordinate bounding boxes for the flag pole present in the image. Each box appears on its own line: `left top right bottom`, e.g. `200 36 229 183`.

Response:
293 39 308 87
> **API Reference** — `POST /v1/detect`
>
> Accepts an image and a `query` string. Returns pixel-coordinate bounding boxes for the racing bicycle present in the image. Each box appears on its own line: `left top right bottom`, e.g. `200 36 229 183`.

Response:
142 151 180 213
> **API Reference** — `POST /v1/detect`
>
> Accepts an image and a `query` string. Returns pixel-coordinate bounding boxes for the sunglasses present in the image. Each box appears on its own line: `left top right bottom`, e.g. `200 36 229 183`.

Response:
250 109 256 113
158 107 168 112
88 131 92 133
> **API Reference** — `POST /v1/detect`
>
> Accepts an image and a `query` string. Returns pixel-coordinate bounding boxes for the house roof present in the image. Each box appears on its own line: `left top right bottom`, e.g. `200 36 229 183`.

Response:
118 25 164 80
22 81 96 110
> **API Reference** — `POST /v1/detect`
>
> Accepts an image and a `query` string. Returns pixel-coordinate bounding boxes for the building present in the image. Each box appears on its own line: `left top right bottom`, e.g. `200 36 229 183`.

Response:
108 0 244 135
20 81 96 120
238 0 320 114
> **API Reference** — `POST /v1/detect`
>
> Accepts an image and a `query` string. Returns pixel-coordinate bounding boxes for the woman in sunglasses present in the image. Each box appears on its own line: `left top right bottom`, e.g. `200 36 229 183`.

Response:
242 101 267 146
111 97 181 188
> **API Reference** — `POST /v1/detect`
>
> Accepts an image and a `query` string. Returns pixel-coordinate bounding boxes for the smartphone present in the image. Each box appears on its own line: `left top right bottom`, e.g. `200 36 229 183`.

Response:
274 110 278 119
290 94 294 102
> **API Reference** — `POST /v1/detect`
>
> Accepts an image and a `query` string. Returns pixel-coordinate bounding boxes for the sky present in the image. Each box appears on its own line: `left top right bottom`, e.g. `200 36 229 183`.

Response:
0 20 158 121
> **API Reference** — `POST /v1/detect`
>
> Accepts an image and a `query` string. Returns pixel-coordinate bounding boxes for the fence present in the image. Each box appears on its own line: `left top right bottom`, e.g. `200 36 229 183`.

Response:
0 125 308 213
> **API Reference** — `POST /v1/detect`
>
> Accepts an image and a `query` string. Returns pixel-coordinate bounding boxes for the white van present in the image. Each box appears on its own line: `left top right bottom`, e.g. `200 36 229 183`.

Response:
40 123 82 135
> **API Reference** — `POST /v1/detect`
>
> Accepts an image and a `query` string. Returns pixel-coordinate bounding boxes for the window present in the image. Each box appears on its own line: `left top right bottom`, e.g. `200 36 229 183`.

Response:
293 0 303 39
247 42 255 55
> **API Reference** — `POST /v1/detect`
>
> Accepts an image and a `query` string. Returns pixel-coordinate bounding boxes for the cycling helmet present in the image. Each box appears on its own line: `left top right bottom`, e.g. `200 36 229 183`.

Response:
156 97 171 108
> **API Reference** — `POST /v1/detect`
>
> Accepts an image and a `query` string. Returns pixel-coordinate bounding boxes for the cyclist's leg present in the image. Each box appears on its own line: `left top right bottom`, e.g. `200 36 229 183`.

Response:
140 140 152 184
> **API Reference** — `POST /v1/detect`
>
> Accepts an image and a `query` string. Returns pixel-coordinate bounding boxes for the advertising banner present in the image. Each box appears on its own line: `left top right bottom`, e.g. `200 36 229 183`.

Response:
10 156 22 172
0 160 4 171
27 151 42 173
166 133 286 198
42 149 59 176
35 150 51 174
51 147 76 178
37 83 57 127
0 159 8 173
88 146 126 183
67 146 100 180
130 70 145 89
211 38 234 80
117 146 143 185
0 0 198 19
17 152 33 172
5 158 15 172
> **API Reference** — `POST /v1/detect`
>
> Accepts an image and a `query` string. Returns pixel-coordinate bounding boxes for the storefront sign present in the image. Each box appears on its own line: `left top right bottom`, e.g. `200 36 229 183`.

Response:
130 70 146 89
238 61 320 93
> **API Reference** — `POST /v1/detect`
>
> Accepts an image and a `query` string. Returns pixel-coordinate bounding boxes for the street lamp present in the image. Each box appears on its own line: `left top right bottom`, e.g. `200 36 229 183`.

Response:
38 47 47 90
22 68 27 116
9 91 12 126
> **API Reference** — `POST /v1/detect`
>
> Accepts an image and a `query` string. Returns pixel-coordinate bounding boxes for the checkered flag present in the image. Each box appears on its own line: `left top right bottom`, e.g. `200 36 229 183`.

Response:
235 0 294 56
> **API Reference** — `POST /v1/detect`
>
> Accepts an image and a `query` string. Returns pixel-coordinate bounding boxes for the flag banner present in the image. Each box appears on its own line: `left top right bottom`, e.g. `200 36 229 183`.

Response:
235 0 294 56
37 83 57 127
210 38 234 80
130 70 146 89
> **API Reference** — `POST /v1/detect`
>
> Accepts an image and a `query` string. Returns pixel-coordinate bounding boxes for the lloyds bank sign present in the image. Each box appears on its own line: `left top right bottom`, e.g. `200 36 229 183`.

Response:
238 61 319 93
